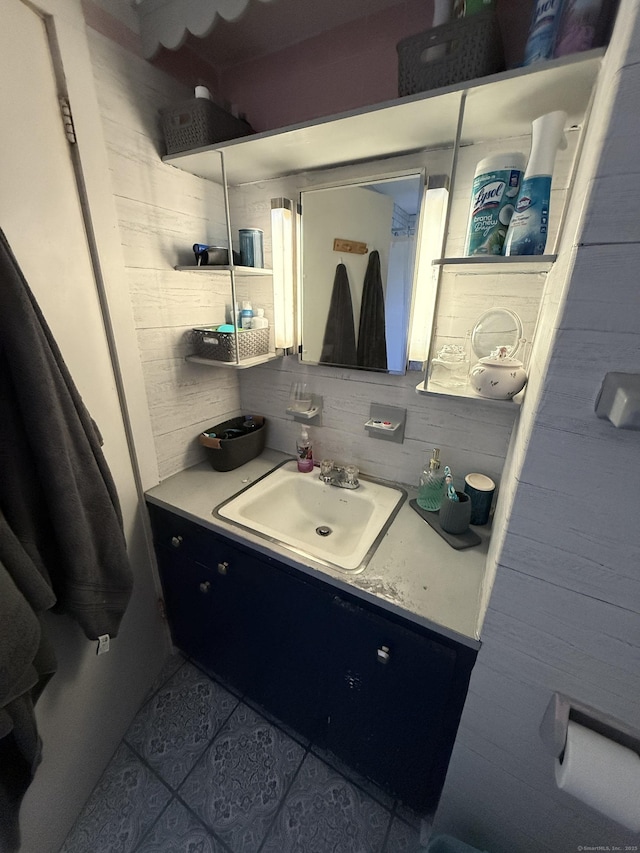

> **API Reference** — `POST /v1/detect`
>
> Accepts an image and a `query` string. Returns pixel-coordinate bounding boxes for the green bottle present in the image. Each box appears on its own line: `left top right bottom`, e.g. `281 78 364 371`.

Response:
417 448 445 512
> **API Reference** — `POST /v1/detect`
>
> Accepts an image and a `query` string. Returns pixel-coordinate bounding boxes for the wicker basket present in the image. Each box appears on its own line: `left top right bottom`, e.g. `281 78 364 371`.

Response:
191 326 270 363
160 98 253 155
397 11 504 96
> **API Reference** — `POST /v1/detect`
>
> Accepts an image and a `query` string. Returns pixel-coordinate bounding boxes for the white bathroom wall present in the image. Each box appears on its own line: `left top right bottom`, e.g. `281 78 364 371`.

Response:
85 0 141 32
434 3 640 850
87 28 242 482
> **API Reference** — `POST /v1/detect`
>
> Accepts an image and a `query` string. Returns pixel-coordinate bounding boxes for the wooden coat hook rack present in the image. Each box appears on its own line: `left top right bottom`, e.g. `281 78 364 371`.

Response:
333 238 368 255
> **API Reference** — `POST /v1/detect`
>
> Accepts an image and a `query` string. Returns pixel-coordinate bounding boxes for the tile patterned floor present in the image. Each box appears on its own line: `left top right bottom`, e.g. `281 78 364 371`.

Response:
59 657 426 853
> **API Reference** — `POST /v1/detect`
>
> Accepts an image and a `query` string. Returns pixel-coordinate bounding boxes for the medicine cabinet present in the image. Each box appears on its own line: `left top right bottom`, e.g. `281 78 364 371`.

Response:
162 50 604 388
299 172 424 374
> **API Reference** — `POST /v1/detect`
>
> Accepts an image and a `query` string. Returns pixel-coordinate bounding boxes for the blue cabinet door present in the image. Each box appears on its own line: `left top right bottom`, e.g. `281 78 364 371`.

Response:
321 593 475 814
148 503 329 741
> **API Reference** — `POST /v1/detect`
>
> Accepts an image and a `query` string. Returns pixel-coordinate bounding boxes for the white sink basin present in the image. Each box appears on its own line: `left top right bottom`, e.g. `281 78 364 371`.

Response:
214 460 406 572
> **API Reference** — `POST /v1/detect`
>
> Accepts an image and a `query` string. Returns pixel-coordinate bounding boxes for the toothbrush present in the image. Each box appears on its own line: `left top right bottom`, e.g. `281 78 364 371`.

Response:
444 466 459 501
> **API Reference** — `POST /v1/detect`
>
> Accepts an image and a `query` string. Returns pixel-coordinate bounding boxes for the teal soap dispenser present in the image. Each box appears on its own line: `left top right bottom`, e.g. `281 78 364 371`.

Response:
417 448 445 512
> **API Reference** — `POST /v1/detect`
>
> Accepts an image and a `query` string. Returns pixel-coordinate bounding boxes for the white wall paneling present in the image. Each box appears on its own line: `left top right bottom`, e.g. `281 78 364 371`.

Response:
434 4 640 850
88 29 242 480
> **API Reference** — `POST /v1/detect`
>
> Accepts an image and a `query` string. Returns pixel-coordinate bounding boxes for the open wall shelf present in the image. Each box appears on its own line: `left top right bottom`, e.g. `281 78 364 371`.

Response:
163 51 603 185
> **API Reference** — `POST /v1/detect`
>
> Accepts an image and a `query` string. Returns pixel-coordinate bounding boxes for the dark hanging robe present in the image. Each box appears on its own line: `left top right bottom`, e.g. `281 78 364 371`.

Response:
357 250 387 370
0 227 133 851
319 263 357 366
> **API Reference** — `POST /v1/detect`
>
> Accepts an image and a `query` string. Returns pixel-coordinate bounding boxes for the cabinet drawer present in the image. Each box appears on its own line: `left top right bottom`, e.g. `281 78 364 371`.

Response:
147 502 225 566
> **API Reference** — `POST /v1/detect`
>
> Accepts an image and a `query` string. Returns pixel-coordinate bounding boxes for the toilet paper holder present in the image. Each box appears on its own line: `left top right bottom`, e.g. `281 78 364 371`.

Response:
540 692 640 758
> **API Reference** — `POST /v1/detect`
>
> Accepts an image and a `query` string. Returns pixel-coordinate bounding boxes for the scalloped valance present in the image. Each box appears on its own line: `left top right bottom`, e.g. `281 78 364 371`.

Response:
136 0 274 58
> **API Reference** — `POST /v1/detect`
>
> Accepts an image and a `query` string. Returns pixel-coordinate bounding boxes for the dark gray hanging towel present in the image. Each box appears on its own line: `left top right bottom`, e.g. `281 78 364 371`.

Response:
320 262 357 366
357 250 387 370
0 226 133 851
0 515 57 853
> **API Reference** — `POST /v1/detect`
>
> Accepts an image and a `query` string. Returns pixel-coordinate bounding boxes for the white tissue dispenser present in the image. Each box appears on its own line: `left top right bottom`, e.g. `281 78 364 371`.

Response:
540 692 640 832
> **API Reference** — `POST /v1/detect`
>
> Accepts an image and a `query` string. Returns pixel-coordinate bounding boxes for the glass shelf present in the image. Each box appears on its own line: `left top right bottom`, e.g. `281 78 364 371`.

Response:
186 353 281 370
415 381 524 406
175 265 272 275
433 255 556 272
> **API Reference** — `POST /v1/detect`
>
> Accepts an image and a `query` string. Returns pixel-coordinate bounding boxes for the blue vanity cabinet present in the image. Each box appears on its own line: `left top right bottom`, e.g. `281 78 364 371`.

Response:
146 501 477 814
319 593 476 813
147 502 330 741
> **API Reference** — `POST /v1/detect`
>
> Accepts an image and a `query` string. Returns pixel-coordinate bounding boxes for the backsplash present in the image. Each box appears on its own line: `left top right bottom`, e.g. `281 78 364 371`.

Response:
239 358 517 492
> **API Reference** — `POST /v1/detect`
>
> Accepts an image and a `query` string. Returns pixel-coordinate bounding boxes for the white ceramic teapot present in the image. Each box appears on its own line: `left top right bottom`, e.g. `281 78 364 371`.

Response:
470 345 528 400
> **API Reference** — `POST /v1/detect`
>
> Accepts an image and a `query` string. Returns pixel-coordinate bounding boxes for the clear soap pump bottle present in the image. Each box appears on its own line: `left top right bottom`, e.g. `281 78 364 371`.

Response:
417 448 445 512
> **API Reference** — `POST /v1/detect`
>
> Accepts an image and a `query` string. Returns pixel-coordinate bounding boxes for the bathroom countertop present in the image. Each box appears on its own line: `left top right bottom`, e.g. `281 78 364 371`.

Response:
145 449 488 647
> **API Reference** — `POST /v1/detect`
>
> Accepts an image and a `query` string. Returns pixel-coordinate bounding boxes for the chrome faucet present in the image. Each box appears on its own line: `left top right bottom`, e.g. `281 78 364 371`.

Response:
319 459 359 490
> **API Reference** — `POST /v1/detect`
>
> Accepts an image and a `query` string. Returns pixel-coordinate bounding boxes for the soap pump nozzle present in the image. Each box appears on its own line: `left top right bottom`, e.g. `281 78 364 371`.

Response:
429 448 441 471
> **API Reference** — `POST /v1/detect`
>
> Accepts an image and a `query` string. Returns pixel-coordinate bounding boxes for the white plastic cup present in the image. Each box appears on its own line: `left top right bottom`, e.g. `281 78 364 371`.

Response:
289 382 312 413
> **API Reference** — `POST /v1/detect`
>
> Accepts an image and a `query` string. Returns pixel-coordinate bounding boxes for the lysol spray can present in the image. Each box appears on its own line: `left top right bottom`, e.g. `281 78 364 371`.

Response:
464 154 526 256
523 0 564 65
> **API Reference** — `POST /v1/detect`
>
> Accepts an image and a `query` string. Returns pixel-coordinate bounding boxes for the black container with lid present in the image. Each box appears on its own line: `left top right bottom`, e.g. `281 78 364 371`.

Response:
198 415 266 472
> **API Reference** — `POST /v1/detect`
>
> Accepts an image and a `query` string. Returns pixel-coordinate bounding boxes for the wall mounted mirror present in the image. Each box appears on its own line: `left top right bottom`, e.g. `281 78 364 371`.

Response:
300 172 424 374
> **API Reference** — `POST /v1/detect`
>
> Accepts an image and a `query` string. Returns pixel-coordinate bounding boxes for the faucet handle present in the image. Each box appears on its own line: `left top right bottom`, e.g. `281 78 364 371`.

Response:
320 459 334 479
344 464 359 486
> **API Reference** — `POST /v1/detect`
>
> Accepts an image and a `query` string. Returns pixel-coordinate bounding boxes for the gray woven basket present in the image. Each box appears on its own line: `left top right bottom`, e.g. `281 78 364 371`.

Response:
160 98 252 155
397 11 504 96
191 326 270 363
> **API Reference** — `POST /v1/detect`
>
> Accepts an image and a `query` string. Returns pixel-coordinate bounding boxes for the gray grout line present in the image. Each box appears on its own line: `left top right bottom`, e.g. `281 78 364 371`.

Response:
129 796 174 853
169 793 237 853
380 810 394 853
255 744 311 853
124 728 237 853
171 695 242 793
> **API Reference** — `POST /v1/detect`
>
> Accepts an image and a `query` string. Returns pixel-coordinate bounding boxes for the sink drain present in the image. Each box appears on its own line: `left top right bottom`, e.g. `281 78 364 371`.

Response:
316 525 332 537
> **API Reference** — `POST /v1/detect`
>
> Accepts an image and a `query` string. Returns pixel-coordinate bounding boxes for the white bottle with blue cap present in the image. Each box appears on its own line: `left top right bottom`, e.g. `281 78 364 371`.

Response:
240 300 253 329
503 110 567 256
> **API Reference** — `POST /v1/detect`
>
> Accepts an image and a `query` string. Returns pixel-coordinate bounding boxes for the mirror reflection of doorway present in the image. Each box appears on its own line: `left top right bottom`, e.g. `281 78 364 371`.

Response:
300 173 423 374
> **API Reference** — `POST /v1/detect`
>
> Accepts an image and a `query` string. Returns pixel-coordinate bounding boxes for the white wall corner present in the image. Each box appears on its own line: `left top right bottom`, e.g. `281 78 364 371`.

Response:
87 0 142 34
58 10 160 489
